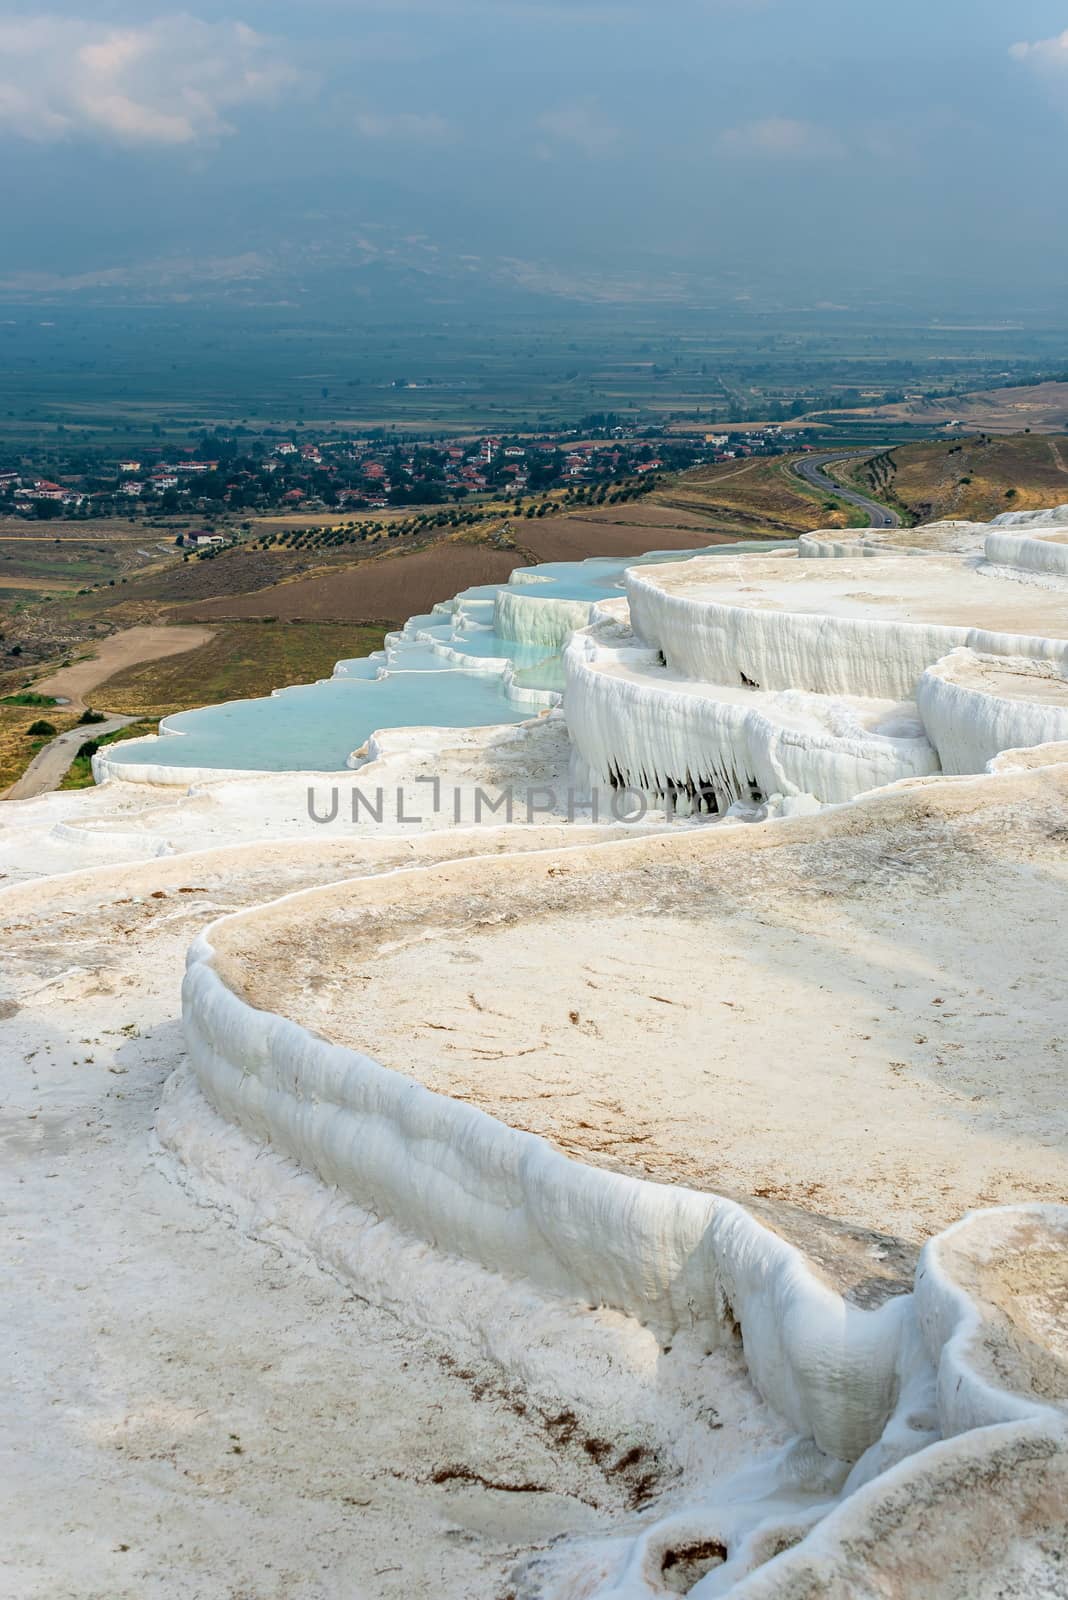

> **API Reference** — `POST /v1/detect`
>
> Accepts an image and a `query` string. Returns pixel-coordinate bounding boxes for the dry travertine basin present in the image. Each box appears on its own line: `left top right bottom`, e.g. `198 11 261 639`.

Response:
801 518 1068 560
940 652 1068 707
938 1209 1068 1407
630 550 1068 635
212 756 1068 1296
800 522 994 556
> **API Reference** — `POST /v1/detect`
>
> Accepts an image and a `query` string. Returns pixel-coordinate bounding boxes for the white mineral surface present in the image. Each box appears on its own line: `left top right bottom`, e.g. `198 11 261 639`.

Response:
2 508 1066 1599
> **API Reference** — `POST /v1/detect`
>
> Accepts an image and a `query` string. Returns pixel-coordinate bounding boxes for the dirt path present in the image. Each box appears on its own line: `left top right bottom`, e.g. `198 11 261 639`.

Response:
1048 439 1068 476
4 715 136 801
30 625 214 709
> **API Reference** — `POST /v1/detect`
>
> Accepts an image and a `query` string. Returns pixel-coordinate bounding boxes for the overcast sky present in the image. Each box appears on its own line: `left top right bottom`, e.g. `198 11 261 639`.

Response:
2 0 1068 310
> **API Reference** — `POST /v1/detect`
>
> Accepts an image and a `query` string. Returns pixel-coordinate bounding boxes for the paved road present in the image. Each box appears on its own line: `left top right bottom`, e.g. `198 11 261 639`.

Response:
5 715 136 801
792 450 902 529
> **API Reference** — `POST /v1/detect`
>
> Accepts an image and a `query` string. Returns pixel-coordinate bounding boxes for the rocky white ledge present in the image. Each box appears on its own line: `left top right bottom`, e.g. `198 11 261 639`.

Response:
984 523 1068 581
798 520 994 559
623 551 1068 702
563 616 937 807
558 514 1068 811
176 764 1068 1597
800 503 1068 567
918 647 1068 775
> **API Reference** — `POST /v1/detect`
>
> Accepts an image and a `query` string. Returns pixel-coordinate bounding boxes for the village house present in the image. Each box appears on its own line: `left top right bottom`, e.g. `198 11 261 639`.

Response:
17 479 67 501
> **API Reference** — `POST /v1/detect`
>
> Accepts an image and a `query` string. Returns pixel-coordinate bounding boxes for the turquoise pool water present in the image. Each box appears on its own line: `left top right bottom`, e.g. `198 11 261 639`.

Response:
106 541 776 774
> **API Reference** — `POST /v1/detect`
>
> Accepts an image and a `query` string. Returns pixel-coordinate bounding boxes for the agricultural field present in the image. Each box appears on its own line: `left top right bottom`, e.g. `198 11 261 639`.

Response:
176 535 532 627
836 381 1068 437
164 481 822 629
0 522 168 593
2 305 1064 451
506 503 740 563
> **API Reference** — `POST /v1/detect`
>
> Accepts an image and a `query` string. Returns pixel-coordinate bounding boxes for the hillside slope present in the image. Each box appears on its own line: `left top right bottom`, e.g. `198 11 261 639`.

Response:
843 433 1068 525
649 455 861 538
834 380 1068 436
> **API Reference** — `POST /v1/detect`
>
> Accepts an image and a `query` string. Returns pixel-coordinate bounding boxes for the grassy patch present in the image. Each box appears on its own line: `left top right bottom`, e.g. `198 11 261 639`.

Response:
88 620 388 718
1 691 58 707
59 720 159 790
843 434 1068 524
650 456 851 538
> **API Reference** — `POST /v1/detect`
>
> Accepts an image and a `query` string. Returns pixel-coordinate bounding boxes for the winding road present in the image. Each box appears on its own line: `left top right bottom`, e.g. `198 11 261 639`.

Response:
792 450 902 529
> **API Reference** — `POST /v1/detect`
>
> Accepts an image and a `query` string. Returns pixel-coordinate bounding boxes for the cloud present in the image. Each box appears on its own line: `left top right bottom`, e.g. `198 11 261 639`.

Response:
1011 29 1068 77
717 116 843 159
354 109 451 141
0 14 298 145
537 101 621 158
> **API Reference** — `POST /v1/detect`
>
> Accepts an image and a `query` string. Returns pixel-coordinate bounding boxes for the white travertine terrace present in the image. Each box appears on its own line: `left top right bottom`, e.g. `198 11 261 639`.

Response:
984 524 1068 581
493 585 598 650
563 614 938 808
800 503 1068 565
622 550 1068 698
563 513 1068 808
165 507 1068 1594
918 647 1068 775
798 519 993 558
5 505 1068 1598
178 760 1068 1599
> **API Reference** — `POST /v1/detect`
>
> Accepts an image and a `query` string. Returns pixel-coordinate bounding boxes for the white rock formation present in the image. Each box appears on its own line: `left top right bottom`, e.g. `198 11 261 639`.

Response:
4 505 1068 1599
623 552 1068 699
918 647 1068 774
564 513 1068 809
984 524 1068 582
563 616 937 809
798 520 992 558
172 755 1068 1598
